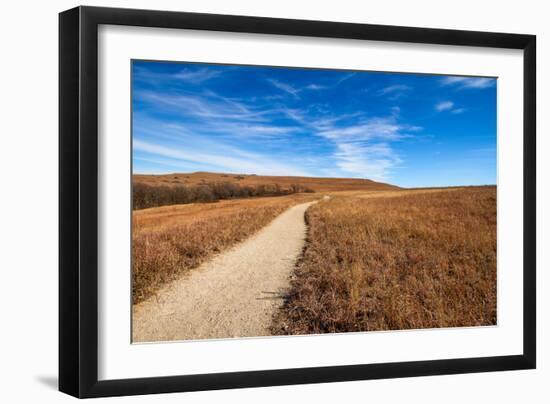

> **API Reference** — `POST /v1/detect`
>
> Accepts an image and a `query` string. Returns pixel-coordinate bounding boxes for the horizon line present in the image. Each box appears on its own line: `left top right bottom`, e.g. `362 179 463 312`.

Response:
132 171 497 189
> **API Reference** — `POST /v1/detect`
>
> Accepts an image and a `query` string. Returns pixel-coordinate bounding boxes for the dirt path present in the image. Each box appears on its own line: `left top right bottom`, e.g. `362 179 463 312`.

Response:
132 201 316 343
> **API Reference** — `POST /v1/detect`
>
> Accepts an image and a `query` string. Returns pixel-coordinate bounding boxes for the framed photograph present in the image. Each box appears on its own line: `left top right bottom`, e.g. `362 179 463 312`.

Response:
59 6 536 398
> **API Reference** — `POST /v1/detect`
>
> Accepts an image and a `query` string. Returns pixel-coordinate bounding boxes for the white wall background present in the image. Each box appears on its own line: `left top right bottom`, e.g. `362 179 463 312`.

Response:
0 0 546 402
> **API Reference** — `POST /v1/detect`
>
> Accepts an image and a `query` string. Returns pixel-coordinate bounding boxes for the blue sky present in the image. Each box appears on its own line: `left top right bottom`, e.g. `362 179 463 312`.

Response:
132 60 496 188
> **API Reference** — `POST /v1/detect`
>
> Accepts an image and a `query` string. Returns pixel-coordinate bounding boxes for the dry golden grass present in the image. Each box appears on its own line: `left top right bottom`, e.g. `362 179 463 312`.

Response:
132 193 318 304
330 187 462 199
274 187 497 334
134 171 399 193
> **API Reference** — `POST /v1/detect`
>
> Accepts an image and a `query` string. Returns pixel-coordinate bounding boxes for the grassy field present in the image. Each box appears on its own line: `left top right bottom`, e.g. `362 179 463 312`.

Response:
132 171 497 334
273 187 497 334
134 172 400 193
132 193 318 303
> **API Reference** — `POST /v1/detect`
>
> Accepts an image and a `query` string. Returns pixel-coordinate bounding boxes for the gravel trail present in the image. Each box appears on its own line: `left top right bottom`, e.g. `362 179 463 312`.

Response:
132 201 316 342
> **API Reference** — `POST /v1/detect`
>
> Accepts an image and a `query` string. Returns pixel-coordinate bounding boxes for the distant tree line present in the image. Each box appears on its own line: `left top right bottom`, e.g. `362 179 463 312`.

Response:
133 182 314 210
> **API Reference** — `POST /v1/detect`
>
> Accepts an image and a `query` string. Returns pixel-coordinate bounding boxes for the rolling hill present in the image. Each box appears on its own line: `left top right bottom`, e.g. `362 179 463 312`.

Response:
133 172 400 193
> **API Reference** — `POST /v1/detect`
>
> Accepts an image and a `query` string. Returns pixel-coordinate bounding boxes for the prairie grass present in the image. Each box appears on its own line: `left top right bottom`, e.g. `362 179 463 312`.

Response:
134 171 399 193
132 194 317 304
274 187 497 334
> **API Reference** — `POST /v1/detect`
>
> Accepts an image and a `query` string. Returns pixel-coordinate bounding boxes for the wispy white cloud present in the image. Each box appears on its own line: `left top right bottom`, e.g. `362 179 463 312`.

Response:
205 121 300 139
134 138 310 176
282 108 420 180
267 80 329 98
334 142 402 180
133 66 224 85
378 84 411 95
436 101 454 112
134 155 208 173
132 62 497 186
440 76 496 89
135 73 424 181
267 79 301 98
280 108 361 132
134 114 282 153
335 72 356 85
136 90 268 122
174 68 223 83
318 116 420 143
391 106 401 117
305 84 327 90
319 117 418 179
377 84 412 101
135 91 302 144
435 100 466 114
266 73 356 100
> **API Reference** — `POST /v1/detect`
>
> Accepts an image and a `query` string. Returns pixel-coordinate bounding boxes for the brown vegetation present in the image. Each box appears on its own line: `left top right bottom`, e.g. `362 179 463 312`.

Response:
273 187 497 334
132 194 318 304
133 181 314 210
133 171 399 193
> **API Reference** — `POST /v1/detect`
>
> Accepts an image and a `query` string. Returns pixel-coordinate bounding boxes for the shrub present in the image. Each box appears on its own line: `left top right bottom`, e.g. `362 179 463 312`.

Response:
133 181 314 210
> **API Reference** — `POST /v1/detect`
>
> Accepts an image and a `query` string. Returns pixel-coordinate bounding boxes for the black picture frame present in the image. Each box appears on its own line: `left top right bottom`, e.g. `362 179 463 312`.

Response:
59 5 536 398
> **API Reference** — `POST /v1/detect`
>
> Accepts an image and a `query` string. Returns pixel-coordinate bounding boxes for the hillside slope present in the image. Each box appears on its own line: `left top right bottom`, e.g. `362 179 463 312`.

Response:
133 172 399 192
